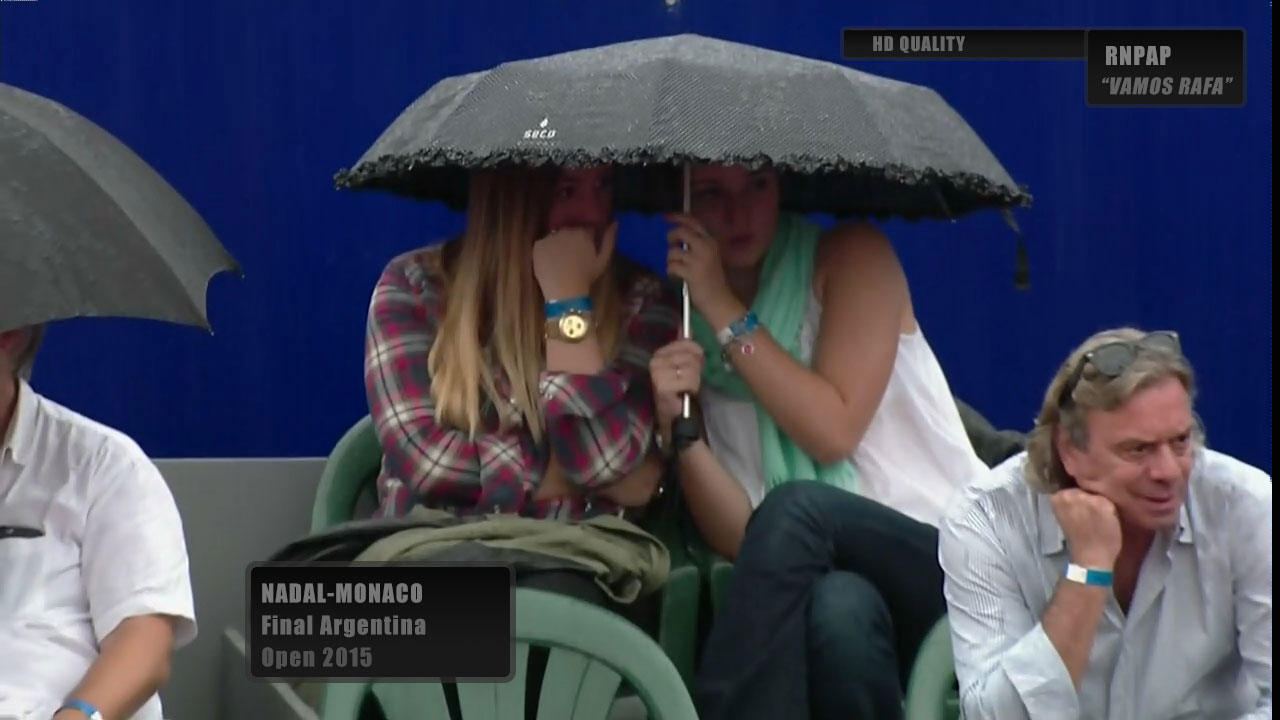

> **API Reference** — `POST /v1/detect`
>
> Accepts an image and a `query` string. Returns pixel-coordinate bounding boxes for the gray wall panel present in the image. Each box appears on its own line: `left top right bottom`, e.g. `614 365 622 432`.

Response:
157 458 324 720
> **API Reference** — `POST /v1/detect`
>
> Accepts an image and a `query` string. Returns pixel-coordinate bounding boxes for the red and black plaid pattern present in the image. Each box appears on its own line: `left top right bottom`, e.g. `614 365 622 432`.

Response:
365 246 679 520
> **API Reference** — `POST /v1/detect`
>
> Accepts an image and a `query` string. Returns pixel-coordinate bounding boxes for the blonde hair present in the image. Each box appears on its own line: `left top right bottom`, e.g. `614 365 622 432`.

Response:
1025 327 1202 493
427 167 623 441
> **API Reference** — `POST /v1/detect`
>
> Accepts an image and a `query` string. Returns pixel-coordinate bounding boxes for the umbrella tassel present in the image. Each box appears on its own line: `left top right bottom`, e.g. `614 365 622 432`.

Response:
1004 209 1030 290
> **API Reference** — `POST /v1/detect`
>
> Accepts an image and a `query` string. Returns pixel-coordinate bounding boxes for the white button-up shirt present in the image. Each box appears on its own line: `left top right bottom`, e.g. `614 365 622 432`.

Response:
939 449 1271 720
0 380 197 719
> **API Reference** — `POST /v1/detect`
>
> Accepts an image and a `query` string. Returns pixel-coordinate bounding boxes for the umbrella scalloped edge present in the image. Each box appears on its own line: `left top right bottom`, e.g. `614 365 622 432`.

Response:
331 146 1033 214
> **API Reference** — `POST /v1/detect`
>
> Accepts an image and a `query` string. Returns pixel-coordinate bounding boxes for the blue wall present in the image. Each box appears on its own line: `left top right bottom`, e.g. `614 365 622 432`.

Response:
1 1 1271 473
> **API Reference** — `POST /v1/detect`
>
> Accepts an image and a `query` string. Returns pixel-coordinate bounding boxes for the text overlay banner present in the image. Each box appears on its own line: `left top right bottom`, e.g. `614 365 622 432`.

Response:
246 562 514 681
1085 29 1244 106
841 28 1086 59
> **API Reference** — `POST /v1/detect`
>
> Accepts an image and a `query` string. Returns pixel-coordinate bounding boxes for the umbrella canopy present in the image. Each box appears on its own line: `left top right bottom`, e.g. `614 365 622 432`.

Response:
335 34 1030 220
0 82 240 335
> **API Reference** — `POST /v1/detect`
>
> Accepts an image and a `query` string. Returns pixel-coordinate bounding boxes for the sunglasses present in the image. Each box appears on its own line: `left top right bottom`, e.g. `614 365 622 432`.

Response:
1056 331 1182 410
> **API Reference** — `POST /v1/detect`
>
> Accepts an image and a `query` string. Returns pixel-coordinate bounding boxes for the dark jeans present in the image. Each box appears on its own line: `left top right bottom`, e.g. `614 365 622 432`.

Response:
694 481 946 720
359 569 660 720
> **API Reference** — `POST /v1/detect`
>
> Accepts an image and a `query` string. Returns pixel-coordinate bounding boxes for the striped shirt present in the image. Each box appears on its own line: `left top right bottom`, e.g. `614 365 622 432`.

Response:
938 449 1272 720
364 244 678 520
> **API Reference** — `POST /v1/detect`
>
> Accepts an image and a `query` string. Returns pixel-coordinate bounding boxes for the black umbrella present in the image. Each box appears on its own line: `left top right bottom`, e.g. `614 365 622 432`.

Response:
335 33 1030 220
335 34 1032 436
0 82 240 335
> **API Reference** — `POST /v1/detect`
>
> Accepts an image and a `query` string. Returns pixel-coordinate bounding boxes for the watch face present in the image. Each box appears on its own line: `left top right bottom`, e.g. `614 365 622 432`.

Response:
559 313 589 340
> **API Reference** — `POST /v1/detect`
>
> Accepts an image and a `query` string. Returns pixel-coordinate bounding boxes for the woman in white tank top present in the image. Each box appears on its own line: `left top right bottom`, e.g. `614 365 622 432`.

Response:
650 164 989 720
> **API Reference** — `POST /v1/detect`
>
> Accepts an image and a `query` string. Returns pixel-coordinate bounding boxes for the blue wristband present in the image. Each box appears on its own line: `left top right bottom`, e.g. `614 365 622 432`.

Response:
60 699 103 719
715 310 759 346
1065 562 1113 587
545 295 591 317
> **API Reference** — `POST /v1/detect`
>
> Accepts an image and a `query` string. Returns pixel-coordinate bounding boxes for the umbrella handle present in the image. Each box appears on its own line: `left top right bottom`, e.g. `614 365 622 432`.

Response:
671 414 701 452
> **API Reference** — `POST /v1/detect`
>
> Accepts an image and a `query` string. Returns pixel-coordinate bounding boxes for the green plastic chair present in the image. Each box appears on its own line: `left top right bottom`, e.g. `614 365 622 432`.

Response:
674 508 732 614
706 559 733 614
311 416 702 689
319 588 699 720
312 416 386 534
903 616 960 720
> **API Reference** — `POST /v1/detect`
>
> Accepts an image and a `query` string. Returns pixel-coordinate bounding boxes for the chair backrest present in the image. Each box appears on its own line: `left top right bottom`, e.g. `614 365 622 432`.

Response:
319 588 699 720
312 415 383 533
903 615 960 720
953 396 1027 468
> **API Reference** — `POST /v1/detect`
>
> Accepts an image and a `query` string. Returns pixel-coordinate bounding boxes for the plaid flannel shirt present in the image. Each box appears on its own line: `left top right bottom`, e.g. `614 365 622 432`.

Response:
365 245 679 520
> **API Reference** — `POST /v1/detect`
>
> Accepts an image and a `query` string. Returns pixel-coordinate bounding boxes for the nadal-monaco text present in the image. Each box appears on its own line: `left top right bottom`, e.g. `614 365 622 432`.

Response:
259 581 425 604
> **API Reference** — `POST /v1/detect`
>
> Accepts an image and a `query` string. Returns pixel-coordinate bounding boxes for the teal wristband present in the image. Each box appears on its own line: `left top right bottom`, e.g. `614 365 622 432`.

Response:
60 699 104 719
1065 562 1113 586
545 295 591 317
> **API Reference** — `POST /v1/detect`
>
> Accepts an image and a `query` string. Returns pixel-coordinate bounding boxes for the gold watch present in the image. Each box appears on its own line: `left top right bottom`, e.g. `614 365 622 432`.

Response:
545 310 593 343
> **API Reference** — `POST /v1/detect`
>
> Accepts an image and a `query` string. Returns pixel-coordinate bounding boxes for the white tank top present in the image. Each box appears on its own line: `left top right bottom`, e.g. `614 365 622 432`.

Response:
701 291 988 528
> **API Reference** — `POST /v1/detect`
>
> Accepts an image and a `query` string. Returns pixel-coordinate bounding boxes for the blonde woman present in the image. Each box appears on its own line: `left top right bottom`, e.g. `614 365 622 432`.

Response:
363 164 677 714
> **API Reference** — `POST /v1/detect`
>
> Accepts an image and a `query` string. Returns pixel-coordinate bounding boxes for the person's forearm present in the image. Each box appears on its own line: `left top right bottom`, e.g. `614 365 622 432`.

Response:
1040 579 1109 687
675 438 754 559
53 615 173 720
701 299 874 464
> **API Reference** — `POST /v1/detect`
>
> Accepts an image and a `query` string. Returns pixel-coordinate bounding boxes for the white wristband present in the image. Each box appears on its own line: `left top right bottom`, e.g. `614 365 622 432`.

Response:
1065 563 1113 587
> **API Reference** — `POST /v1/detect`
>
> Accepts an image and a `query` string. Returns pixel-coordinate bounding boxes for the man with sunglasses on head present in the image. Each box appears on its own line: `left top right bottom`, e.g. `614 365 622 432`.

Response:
938 327 1271 720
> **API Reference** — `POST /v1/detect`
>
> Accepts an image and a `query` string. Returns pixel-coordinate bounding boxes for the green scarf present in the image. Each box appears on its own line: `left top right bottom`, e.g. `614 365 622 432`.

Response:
690 213 858 495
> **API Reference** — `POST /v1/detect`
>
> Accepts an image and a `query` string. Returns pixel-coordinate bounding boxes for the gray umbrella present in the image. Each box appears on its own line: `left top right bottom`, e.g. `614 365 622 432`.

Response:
334 33 1031 220
0 82 240 335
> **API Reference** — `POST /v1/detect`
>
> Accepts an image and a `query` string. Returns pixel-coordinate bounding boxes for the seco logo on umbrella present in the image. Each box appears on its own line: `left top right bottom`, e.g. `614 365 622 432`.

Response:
523 117 556 140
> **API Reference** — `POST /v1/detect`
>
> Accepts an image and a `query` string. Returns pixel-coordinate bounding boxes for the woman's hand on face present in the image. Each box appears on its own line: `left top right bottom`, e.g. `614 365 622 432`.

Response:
665 214 739 324
533 222 617 299
649 338 705 435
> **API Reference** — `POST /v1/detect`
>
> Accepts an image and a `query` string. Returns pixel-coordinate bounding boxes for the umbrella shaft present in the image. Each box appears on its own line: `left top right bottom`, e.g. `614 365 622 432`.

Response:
682 282 691 418
681 163 692 420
